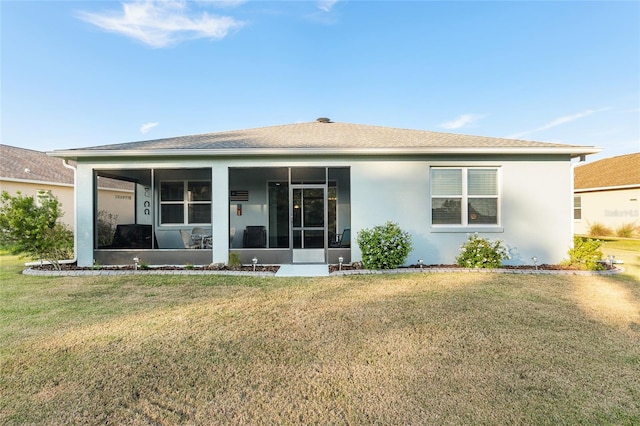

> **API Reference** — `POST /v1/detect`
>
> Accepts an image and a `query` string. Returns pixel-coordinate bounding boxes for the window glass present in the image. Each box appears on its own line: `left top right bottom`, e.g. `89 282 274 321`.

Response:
468 169 497 195
161 182 183 201
431 167 499 226
188 182 211 201
189 204 211 224
161 204 184 224
432 198 462 224
432 169 462 196
160 180 211 225
468 198 497 224
574 196 582 220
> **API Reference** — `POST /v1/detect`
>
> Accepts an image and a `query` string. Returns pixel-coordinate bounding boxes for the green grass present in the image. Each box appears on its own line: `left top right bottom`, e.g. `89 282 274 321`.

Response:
1 253 639 424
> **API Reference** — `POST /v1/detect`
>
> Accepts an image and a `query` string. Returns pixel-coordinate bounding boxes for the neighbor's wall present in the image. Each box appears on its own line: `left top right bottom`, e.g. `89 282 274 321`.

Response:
574 188 640 235
0 180 75 227
350 155 574 266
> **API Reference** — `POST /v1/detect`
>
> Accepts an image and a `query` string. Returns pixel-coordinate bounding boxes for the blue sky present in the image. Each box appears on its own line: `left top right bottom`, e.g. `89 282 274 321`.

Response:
2 1 639 162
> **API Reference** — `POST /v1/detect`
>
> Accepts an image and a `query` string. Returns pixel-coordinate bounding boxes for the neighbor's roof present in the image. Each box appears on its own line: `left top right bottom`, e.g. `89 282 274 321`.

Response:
574 152 640 191
0 144 132 190
49 121 600 159
1 144 74 185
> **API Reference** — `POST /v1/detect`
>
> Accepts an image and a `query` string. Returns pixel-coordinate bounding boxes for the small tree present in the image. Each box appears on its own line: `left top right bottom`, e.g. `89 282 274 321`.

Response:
356 221 412 270
0 191 74 270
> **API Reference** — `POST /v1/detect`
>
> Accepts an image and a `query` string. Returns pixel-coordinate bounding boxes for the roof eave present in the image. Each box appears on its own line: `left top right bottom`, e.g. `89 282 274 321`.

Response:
48 146 602 159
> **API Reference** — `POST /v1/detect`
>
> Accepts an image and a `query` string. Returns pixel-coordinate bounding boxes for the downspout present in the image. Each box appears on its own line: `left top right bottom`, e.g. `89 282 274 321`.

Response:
570 155 587 239
62 159 78 263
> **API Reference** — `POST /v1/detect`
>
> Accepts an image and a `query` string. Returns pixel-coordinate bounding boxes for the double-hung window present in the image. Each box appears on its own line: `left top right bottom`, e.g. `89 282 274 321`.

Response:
431 167 499 226
160 181 211 225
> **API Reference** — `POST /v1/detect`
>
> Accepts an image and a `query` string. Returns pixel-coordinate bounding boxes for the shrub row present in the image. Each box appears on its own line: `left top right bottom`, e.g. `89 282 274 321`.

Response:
356 222 607 271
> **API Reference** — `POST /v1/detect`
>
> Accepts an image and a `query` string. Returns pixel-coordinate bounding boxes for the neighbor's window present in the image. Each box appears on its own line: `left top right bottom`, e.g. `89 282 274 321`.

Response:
160 181 211 225
574 196 582 220
431 168 499 226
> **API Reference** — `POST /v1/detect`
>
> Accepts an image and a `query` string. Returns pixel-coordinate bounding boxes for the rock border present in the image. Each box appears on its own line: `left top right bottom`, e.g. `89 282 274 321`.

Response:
23 265 625 277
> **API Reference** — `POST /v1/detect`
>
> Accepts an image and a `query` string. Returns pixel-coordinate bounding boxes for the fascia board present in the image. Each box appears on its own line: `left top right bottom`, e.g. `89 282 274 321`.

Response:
49 146 602 159
575 184 640 193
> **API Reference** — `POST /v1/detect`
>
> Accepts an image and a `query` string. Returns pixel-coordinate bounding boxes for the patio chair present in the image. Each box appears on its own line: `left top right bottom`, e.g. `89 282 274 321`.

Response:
243 226 267 248
180 229 199 249
190 227 212 249
330 227 350 248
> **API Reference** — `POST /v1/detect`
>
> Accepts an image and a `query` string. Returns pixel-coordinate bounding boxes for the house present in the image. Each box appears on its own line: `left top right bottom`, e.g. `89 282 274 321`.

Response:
573 153 640 236
0 144 135 229
49 119 599 268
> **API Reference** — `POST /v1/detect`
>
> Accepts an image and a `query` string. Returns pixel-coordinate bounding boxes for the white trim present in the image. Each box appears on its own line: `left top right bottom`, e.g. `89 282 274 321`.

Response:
575 184 640 193
0 177 73 187
49 146 601 159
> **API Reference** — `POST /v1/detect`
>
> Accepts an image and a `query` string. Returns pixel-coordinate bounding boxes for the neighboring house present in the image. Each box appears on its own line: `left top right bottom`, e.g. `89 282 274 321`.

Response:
573 153 640 236
0 144 135 229
49 119 599 267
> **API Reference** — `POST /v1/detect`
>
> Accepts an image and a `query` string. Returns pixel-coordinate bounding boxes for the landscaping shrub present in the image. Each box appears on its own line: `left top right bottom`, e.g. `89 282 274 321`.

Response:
563 236 604 271
615 222 639 239
456 233 510 268
588 222 613 237
0 191 73 270
356 221 412 269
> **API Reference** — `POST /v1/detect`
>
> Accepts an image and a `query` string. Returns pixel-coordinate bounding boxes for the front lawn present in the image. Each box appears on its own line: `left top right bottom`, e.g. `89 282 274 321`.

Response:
1 253 639 424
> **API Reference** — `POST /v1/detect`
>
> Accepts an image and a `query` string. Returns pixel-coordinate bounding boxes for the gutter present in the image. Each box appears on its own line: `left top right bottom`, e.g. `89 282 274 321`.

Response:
48 146 602 159
575 184 640 193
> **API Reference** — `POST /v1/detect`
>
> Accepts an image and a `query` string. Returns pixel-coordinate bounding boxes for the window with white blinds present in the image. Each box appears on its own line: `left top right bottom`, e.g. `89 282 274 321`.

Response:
431 168 499 226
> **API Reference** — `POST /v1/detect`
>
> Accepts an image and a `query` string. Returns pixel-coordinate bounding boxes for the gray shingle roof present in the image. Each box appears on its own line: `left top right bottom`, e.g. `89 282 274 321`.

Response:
1 144 132 190
1 144 74 184
66 121 595 154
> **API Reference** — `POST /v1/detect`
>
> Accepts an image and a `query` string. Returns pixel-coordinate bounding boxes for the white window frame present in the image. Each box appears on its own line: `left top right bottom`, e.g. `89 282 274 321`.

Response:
159 180 211 226
430 167 502 231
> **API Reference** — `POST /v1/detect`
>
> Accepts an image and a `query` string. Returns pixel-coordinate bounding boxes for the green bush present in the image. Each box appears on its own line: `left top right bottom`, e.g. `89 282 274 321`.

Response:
564 236 604 271
456 233 510 268
0 191 73 270
356 221 412 270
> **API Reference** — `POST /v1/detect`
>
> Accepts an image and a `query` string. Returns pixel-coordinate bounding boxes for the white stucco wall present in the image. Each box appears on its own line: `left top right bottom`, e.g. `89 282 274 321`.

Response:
574 188 640 235
350 156 574 265
73 155 575 267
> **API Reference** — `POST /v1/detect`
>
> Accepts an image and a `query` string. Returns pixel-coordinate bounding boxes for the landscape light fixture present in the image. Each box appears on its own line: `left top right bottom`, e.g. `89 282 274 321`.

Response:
133 257 140 270
532 256 538 270
252 257 258 271
418 259 424 269
338 256 344 271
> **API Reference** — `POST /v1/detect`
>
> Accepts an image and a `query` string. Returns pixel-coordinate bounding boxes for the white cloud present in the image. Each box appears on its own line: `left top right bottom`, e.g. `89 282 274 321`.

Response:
508 107 611 139
317 0 338 12
140 122 159 133
77 1 244 48
440 113 485 130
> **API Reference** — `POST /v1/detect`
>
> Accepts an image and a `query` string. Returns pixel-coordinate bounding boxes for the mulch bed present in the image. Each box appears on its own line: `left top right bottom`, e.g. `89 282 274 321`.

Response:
31 263 280 273
328 263 614 273
31 262 614 274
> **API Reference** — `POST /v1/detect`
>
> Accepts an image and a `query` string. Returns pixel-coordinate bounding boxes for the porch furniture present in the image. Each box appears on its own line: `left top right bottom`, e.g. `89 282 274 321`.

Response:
191 227 212 249
180 229 199 249
330 227 350 248
243 226 267 248
229 227 236 246
109 224 154 249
